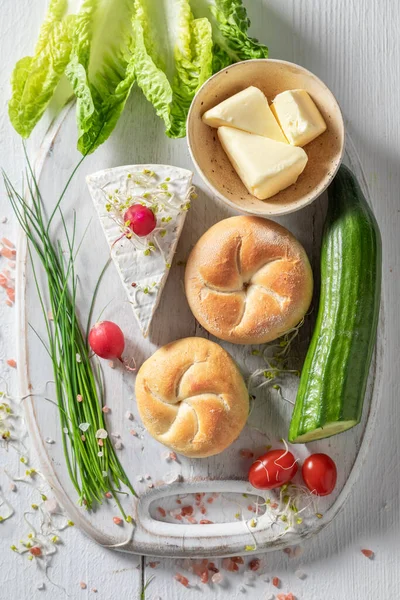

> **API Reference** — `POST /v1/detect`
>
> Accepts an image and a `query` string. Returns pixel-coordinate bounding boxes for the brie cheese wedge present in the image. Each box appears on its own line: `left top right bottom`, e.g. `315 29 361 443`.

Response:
87 165 193 337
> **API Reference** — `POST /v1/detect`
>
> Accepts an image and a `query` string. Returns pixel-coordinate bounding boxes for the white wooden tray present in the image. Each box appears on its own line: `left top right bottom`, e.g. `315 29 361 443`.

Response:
16 95 384 558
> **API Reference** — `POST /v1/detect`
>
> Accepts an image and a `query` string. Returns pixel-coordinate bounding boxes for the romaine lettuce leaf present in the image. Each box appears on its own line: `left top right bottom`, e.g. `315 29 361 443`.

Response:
8 0 72 138
132 0 213 139
190 0 269 72
65 0 136 154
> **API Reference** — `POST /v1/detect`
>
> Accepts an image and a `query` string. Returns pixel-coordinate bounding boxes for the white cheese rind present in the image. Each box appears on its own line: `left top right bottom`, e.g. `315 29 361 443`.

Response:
202 86 287 143
86 165 193 337
271 89 327 147
218 127 308 200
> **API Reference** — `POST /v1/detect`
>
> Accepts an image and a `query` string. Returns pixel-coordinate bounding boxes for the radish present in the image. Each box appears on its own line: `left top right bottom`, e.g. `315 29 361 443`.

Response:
124 204 156 237
88 321 125 360
89 321 136 371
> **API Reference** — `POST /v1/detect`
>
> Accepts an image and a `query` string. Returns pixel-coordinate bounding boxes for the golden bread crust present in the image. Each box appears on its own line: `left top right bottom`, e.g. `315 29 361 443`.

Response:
185 216 313 344
135 337 249 458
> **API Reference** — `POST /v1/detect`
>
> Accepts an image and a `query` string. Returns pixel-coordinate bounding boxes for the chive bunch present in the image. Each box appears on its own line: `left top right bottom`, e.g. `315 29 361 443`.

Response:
3 148 135 513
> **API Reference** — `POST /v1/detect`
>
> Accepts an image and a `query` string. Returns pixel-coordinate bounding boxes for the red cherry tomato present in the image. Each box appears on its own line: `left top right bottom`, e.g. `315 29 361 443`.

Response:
302 453 337 496
248 449 298 490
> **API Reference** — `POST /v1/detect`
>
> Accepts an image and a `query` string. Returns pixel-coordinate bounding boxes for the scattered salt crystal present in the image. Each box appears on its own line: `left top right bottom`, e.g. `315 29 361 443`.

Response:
295 569 307 580
145 474 151 480
45 437 55 444
9 482 16 492
37 582 45 590
114 440 123 450
130 429 138 437
105 492 112 499
81 435 86 442
211 572 223 584
169 451 178 461
113 517 123 525
266 595 274 600
239 585 246 592
98 451 103 457
245 572 256 582
44 498 58 513
136 475 144 482
1 217 7 224
125 411 134 420
293 545 304 558
95 428 108 439
47 311 53 321
63 427 69 434
80 581 87 589
108 361 115 369
163 472 181 485
79 423 90 432
77 394 83 403
148 483 154 489
264 576 270 582
361 549 374 559
76 354 81 363
6 359 17 368
98 439 104 447
91 589 97 593
111 432 120 438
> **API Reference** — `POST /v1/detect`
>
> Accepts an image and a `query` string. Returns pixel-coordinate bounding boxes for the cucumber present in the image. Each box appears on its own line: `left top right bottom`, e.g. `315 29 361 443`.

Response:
289 165 382 443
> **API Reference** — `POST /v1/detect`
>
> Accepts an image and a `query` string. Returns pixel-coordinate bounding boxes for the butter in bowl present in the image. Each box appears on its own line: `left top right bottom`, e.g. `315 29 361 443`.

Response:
187 59 345 217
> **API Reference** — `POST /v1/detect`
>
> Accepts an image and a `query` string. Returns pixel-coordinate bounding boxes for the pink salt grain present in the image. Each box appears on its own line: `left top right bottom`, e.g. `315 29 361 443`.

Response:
105 492 112 499
249 558 260 571
187 516 197 524
181 505 193 516
200 519 213 524
222 558 239 572
240 448 254 459
175 573 189 587
77 394 83 403
272 576 280 588
1 238 14 249
211 572 223 584
7 359 16 368
80 582 87 590
102 405 111 413
113 517 123 525
207 497 214 504
361 549 374 559
157 507 166 517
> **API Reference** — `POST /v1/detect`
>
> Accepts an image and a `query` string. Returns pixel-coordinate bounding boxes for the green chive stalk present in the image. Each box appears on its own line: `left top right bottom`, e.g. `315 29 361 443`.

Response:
3 146 135 512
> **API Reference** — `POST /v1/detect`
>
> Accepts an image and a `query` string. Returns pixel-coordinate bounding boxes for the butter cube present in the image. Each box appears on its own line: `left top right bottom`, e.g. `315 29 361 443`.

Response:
271 89 327 147
218 126 308 200
202 86 287 143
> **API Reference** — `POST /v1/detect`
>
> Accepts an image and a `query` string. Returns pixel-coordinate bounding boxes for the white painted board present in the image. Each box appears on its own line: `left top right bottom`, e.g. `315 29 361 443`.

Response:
17 93 383 558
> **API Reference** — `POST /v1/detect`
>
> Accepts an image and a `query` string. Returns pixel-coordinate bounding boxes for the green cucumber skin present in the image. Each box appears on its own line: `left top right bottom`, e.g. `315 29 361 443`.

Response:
289 165 382 443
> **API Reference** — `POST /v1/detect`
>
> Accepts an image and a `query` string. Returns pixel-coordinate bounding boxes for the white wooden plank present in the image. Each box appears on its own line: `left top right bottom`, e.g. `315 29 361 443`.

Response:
0 0 399 598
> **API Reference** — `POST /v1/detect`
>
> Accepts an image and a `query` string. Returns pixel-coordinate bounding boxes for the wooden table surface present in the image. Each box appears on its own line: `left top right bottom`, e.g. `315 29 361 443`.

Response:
0 0 399 598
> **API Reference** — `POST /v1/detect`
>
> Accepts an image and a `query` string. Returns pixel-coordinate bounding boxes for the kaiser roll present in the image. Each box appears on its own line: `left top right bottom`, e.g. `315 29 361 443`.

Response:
135 337 249 458
185 216 313 344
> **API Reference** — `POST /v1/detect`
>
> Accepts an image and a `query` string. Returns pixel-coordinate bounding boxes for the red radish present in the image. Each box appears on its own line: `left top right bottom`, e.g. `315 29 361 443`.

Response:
89 321 125 360
124 204 156 237
248 449 298 490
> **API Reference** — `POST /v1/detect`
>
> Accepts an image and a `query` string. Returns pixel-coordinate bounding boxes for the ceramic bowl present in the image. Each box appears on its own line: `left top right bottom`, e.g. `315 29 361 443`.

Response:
187 59 345 216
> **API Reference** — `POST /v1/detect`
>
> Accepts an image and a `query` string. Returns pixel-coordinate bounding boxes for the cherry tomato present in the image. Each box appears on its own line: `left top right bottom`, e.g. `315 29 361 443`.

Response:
302 453 337 496
248 449 298 490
